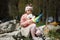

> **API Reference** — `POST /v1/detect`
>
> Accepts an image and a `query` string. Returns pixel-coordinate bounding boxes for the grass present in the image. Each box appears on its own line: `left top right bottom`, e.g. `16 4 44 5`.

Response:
36 22 45 27
48 29 60 40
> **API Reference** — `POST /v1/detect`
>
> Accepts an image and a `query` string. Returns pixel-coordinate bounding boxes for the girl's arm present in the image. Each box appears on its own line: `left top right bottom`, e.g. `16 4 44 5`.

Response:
20 15 33 27
20 20 33 27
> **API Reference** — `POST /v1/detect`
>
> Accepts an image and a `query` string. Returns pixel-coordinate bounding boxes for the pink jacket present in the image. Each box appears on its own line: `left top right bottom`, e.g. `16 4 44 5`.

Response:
20 14 34 27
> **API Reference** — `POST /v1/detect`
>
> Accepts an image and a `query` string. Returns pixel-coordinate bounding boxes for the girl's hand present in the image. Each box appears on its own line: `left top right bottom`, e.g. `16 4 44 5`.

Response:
28 19 34 24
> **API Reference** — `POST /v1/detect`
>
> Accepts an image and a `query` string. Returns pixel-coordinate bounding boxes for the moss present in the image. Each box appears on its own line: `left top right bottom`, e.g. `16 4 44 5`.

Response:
48 29 60 39
36 22 45 27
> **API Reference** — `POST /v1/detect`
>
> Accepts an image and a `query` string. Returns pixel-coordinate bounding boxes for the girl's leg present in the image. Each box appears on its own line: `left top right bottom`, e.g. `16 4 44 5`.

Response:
30 24 36 38
29 24 39 40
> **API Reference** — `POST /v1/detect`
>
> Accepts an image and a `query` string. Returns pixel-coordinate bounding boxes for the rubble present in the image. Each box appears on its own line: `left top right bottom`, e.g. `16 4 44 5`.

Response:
0 19 21 40
0 36 15 40
0 20 60 40
0 19 17 33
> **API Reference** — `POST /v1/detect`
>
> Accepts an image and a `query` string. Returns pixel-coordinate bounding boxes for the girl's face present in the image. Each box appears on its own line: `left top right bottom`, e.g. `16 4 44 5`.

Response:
26 10 32 14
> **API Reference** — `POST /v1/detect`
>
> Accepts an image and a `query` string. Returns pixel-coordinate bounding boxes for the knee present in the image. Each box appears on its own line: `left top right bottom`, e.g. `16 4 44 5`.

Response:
32 24 36 27
30 24 36 30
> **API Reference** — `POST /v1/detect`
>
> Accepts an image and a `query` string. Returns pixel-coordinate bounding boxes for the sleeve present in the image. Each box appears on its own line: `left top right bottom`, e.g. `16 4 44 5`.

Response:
20 14 32 27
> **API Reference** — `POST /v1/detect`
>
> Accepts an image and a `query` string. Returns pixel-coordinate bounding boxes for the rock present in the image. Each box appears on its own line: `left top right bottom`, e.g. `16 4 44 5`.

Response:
0 20 2 24
15 23 21 31
0 21 10 27
0 36 15 40
45 37 51 40
49 22 59 26
0 20 17 33
0 19 16 27
0 30 21 37
0 19 32 40
7 30 21 36
38 37 43 40
33 37 44 40
47 25 60 30
0 30 21 40
9 20 16 24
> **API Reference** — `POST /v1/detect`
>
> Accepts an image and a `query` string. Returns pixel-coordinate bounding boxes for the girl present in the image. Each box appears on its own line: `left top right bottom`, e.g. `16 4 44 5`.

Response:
20 4 38 40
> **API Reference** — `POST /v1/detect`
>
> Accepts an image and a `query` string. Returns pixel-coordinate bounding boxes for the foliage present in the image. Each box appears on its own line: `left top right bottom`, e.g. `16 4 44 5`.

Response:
36 22 45 27
48 29 60 40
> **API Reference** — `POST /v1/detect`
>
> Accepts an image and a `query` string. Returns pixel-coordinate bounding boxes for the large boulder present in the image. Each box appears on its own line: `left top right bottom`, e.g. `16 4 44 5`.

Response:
0 19 17 33
0 36 15 40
